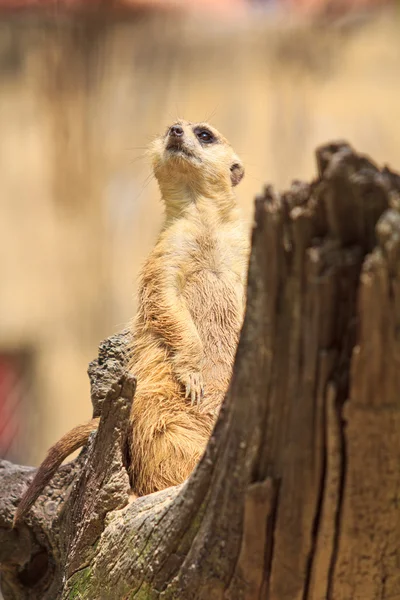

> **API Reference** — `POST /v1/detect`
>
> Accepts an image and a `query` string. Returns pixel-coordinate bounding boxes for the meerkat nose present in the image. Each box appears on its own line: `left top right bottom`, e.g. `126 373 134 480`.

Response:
169 125 184 137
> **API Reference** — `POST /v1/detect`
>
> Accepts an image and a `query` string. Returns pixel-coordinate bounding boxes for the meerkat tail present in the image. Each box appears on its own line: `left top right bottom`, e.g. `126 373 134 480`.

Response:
13 418 100 527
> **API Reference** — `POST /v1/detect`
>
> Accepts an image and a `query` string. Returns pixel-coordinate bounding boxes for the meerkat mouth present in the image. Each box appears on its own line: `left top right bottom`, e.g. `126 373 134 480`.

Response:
166 145 201 163
167 145 192 157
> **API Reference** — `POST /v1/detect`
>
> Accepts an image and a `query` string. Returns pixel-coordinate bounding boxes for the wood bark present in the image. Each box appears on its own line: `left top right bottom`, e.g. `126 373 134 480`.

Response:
1 142 400 599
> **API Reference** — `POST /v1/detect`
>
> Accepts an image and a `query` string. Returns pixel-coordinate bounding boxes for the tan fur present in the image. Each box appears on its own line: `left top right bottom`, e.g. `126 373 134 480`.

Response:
13 121 248 523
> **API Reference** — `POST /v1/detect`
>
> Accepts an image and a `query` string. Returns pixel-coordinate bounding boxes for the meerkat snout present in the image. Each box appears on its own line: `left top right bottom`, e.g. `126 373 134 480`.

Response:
166 124 191 156
169 125 184 137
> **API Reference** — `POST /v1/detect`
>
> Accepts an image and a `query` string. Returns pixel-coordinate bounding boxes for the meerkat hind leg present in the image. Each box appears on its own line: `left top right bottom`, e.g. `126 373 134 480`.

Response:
131 411 211 496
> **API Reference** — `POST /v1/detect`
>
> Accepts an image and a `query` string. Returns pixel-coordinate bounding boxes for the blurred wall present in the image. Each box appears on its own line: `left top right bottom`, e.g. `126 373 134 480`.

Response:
0 9 399 463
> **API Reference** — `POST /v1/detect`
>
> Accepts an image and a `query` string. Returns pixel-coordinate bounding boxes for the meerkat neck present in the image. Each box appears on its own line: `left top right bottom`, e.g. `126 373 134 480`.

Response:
162 185 238 226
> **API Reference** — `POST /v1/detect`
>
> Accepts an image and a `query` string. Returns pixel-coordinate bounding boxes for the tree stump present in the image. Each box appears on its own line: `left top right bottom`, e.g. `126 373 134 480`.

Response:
1 142 399 600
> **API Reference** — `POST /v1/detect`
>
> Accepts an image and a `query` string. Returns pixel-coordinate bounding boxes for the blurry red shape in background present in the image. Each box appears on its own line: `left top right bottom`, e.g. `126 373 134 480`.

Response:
0 356 21 458
0 0 392 13
0 0 247 13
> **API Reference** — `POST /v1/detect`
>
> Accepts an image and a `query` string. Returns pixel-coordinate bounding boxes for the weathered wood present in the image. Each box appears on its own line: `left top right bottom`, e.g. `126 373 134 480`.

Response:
0 459 81 599
329 208 400 600
0 142 399 600
62 374 135 577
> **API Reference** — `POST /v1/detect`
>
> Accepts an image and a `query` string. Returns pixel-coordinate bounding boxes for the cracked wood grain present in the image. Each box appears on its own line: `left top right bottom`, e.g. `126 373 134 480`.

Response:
62 374 136 578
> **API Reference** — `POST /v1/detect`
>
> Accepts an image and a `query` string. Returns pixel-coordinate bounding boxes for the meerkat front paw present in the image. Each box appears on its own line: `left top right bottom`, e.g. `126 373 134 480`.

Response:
183 371 204 406
174 367 204 406
173 341 205 406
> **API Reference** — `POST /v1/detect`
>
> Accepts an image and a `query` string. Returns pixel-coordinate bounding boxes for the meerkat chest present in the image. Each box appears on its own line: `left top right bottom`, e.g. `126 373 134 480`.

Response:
184 219 244 274
184 228 243 287
181 225 246 332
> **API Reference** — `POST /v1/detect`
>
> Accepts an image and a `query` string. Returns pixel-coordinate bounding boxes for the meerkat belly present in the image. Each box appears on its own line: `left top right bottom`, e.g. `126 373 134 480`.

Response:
183 269 242 385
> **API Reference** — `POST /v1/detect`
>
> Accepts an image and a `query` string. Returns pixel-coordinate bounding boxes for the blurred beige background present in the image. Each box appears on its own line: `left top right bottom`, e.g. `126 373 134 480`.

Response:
0 5 399 464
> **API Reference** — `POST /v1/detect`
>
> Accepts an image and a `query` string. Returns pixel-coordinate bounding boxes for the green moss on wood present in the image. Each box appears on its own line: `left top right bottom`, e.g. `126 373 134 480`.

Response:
66 567 93 599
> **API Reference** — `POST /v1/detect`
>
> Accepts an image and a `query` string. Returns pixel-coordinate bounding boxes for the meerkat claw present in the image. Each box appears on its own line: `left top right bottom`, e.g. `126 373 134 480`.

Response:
182 372 204 406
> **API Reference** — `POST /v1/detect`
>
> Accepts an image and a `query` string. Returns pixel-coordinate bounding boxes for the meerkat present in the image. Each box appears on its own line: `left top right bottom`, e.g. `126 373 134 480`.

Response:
13 120 248 525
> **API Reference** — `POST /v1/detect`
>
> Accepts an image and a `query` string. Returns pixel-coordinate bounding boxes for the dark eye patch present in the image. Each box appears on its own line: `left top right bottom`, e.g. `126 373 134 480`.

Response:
193 127 217 144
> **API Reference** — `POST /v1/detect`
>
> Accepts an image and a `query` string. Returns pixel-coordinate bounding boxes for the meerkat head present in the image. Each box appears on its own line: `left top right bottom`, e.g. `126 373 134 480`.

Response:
149 121 244 204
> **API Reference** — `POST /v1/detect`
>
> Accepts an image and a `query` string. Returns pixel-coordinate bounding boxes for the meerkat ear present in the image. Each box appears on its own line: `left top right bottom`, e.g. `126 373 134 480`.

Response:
230 162 244 187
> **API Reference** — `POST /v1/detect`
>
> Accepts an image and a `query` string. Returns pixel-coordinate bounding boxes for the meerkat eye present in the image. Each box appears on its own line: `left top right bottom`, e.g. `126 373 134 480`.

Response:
194 128 215 144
